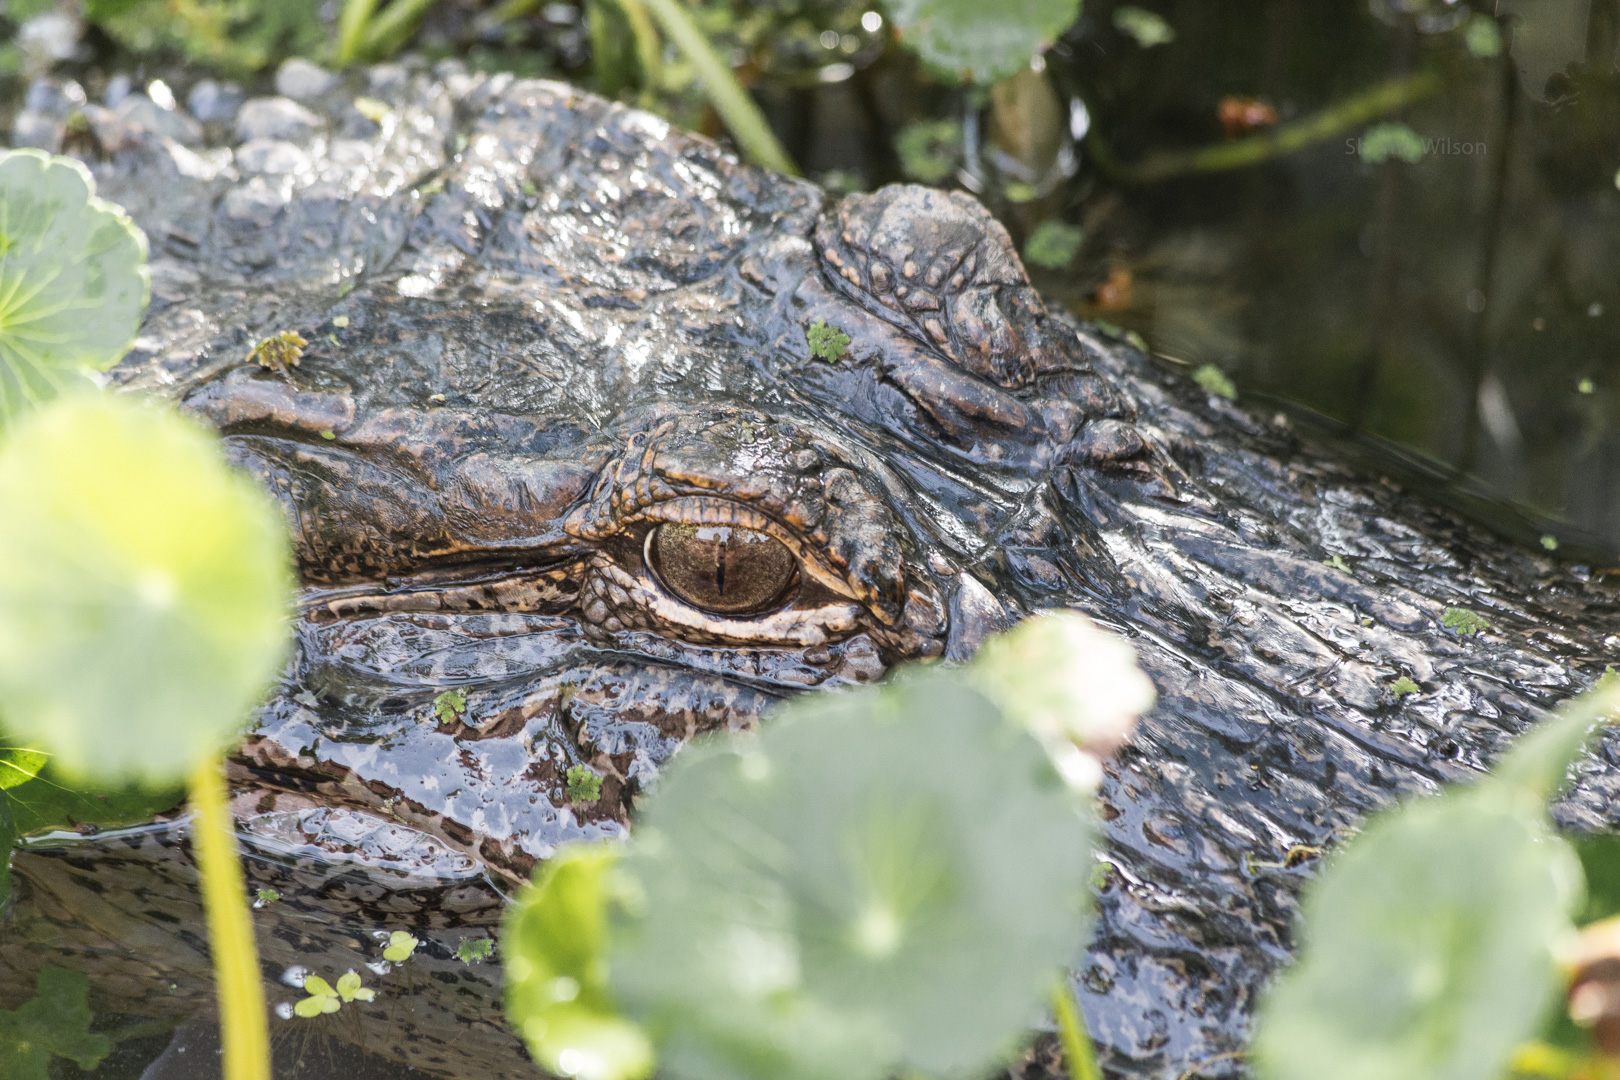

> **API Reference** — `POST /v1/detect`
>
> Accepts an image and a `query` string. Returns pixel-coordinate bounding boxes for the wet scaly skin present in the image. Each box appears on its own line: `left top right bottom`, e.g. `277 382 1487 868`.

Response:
3 66 1620 1079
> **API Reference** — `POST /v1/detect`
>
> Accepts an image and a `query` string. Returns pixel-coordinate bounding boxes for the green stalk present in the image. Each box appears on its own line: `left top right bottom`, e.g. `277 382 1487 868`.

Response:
337 0 380 64
1052 980 1103 1080
189 758 269 1080
618 0 664 109
360 0 442 62
1086 69 1443 185
635 0 798 175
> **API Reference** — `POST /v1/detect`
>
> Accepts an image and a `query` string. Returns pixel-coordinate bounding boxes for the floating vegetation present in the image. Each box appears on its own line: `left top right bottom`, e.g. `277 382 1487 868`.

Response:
294 971 374 1018
566 764 603 803
1442 606 1490 637
1323 554 1352 574
455 936 496 964
1023 221 1085 269
1390 676 1421 698
382 930 419 963
0 968 112 1077
433 688 468 725
1194 363 1238 400
248 330 308 376
1113 6 1175 47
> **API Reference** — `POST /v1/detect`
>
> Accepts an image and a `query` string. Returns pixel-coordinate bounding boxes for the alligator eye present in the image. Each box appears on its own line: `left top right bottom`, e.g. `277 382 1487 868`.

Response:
646 522 799 614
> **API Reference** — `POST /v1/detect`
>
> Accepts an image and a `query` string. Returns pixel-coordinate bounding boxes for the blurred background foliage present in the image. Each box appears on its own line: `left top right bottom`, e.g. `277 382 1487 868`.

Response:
2 0 1619 555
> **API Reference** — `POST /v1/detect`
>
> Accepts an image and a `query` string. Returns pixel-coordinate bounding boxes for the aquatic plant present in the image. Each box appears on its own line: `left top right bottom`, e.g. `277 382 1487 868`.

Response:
1254 678 1620 1080
503 612 1146 1080
0 148 295 1080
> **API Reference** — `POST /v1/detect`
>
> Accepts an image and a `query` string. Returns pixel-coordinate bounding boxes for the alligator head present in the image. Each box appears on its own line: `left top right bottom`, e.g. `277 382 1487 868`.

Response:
16 69 1616 1077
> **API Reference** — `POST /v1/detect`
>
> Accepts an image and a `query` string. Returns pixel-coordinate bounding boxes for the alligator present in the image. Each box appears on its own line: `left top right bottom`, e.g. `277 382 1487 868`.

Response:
4 61 1620 1080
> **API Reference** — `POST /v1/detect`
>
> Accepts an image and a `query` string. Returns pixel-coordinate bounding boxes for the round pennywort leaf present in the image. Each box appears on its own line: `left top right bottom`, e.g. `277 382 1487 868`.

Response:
1253 792 1581 1080
504 843 655 1080
885 0 1082 84
0 394 294 784
0 150 149 422
610 679 1093 1080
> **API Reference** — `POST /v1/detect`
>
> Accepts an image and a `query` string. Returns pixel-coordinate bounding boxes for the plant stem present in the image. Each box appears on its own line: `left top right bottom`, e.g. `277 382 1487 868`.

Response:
636 0 799 176
1052 980 1103 1080
189 758 269 1080
1085 69 1443 185
337 0 380 64
618 0 664 109
361 0 442 61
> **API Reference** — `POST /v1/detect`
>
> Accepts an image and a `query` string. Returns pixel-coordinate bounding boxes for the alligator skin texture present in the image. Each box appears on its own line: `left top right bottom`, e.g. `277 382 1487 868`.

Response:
4 62 1620 1080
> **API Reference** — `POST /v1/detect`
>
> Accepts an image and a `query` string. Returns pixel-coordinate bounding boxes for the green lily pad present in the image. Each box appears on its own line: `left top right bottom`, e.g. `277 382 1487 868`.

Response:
0 394 294 785
884 0 1082 84
504 843 655 1080
1254 793 1578 1080
0 150 149 424
0 968 113 1080
0 749 183 905
609 678 1092 1080
1253 680 1620 1080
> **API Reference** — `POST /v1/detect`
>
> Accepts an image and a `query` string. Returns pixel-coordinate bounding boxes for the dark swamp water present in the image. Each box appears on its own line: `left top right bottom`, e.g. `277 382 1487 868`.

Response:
3 1 1620 1078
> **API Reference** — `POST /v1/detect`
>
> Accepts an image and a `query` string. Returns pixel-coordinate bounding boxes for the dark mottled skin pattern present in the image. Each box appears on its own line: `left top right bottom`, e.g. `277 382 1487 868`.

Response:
4 65 1620 1080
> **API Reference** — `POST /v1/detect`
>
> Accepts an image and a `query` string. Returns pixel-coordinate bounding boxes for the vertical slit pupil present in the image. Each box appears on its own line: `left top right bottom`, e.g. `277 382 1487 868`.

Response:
648 521 798 614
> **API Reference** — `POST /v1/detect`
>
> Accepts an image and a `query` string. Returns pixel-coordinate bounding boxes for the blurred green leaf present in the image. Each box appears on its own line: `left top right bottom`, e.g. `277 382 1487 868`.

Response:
0 394 294 786
0 742 183 906
1193 363 1237 400
1574 834 1620 927
895 119 962 184
504 843 655 1080
1023 221 1084 269
0 968 113 1079
0 151 149 425
1464 14 1503 58
1359 122 1425 165
1253 792 1581 1080
884 0 1082 84
1487 676 1620 805
610 678 1092 1080
1112 6 1173 47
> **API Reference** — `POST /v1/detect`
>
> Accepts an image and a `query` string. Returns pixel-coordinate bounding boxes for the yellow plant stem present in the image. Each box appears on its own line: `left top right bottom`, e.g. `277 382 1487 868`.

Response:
636 0 799 176
1052 980 1102 1080
1086 69 1443 185
189 758 269 1080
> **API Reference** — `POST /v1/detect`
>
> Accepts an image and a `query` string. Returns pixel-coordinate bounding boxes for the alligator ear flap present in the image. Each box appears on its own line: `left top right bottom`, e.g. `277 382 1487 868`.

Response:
814 184 1087 389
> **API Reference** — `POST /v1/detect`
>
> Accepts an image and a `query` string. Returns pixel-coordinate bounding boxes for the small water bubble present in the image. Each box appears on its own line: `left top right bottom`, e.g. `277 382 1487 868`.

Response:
1590 302 1604 318
1466 289 1486 314
366 961 393 977
861 10 883 32
819 30 840 49
274 1002 294 1020
281 965 310 988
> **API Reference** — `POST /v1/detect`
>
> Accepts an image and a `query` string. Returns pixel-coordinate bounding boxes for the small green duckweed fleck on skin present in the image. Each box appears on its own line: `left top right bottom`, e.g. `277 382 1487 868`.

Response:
319 430 335 441
1579 378 1596 395
455 937 495 964
806 320 851 363
382 930 419 963
566 764 603 803
1390 676 1421 698
1323 554 1351 574
1441 606 1490 637
433 689 467 725
254 888 281 906
247 330 308 375
1541 535 1560 551
1194 363 1237 400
